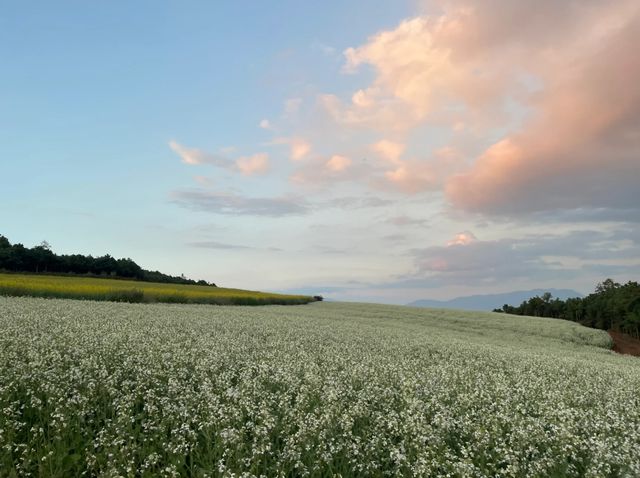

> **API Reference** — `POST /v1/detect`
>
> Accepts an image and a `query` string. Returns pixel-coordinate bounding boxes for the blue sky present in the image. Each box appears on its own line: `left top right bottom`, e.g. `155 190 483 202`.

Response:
2 1 639 303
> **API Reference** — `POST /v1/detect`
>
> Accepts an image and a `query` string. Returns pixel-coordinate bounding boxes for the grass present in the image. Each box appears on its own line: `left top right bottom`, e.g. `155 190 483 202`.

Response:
0 272 313 305
1 297 639 477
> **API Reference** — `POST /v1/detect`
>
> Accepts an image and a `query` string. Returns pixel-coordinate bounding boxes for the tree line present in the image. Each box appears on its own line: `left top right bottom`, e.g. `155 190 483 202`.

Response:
0 234 216 286
494 279 640 338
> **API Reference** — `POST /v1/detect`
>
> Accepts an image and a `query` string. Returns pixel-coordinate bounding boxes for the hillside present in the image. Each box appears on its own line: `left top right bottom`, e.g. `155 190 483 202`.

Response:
494 279 640 338
0 233 215 286
0 272 313 305
1 297 639 476
408 288 582 311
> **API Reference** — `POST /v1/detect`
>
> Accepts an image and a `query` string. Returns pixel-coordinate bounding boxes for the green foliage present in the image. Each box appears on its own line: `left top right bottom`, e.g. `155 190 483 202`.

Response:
0 233 216 286
0 298 637 477
104 288 145 303
494 279 640 338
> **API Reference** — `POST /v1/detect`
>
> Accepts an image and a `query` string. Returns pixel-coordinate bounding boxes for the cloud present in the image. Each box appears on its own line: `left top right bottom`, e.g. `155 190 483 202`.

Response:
285 139 463 193
169 141 269 176
384 233 409 243
193 175 214 187
325 155 352 172
386 215 430 227
311 41 337 57
289 223 640 300
220 146 236 155
164 2 640 302
311 245 351 255
446 231 476 246
383 161 439 194
371 140 405 164
315 0 640 217
189 240 284 252
289 154 368 186
235 153 270 176
171 189 309 217
335 2 610 129
189 241 251 250
531 208 640 225
172 186 397 218
325 196 394 209
341 18 443 123
259 119 272 130
284 98 302 115
445 8 640 214
290 140 310 160
319 91 418 131
375 146 464 194
404 228 640 287
272 137 311 161
169 140 228 167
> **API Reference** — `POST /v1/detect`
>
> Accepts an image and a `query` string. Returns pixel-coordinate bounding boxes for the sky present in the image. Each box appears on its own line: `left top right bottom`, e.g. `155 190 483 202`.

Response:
1 0 639 304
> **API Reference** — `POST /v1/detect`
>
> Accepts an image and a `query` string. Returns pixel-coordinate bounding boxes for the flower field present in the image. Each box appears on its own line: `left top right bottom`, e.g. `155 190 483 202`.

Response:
1 297 639 477
0 273 313 305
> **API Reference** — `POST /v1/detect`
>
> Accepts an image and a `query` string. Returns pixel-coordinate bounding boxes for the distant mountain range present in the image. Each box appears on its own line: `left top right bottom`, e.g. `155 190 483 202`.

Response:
407 289 583 311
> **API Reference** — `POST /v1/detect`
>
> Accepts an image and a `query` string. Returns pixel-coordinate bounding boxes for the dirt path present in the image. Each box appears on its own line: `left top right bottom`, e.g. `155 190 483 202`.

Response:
608 330 640 357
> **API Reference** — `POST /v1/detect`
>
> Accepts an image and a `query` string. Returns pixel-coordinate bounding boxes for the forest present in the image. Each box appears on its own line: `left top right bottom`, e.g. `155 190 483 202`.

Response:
494 279 640 338
0 234 216 286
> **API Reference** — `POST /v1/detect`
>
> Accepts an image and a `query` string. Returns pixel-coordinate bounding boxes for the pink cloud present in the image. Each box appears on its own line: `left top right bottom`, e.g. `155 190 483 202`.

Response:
377 146 464 194
169 140 226 166
315 0 640 214
169 141 269 176
446 4 640 214
325 10 524 131
447 231 477 247
371 140 405 164
273 137 312 161
236 153 270 176
326 155 352 172
384 163 438 194
290 153 362 186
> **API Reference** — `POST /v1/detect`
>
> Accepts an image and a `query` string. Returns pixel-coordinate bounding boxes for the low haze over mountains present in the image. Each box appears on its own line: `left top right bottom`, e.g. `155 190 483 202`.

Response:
408 289 583 312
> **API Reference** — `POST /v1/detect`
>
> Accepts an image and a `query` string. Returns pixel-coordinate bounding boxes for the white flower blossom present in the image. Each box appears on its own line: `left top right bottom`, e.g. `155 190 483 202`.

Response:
0 296 638 476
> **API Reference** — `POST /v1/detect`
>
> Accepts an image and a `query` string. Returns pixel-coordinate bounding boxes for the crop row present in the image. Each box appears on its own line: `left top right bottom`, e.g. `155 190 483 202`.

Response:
0 273 313 305
0 298 638 477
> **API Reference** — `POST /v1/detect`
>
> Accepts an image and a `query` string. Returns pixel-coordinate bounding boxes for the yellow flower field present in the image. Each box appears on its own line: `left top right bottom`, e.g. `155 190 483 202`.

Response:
0 272 313 305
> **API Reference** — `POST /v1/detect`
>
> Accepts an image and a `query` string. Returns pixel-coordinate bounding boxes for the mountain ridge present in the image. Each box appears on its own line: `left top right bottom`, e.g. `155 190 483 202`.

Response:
408 288 583 311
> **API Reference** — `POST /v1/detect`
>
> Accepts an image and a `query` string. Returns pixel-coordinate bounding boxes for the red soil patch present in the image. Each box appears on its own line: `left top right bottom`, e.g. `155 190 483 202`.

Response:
608 330 640 357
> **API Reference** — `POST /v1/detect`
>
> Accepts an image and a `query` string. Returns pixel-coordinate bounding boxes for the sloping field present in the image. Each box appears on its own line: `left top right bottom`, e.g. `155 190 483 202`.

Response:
0 272 312 305
1 297 639 477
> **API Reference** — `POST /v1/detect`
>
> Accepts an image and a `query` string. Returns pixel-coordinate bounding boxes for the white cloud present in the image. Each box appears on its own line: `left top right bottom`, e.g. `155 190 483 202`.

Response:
284 98 302 115
169 140 227 166
193 175 214 187
171 189 308 216
311 41 337 56
259 119 272 130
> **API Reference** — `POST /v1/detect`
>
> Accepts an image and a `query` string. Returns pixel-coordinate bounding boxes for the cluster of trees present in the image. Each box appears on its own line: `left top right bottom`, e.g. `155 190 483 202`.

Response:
494 279 640 338
0 234 216 286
